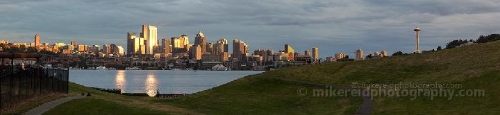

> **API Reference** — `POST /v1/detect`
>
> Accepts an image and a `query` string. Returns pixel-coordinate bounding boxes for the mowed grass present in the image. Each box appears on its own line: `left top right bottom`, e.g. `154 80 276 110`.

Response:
158 41 500 114
45 41 500 114
158 76 362 115
43 82 201 115
43 98 166 115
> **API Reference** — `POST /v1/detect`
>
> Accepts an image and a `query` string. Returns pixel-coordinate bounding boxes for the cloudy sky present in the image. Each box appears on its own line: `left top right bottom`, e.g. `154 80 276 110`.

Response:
2 0 500 58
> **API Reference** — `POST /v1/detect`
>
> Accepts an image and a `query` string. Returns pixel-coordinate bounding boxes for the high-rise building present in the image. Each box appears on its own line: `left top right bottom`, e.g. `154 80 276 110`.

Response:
305 50 311 57
191 45 202 60
355 49 364 60
127 32 138 55
335 52 346 60
232 39 248 62
34 34 40 47
162 39 171 53
206 42 214 54
284 44 295 61
116 46 125 56
216 39 228 54
194 31 207 53
139 25 158 54
312 47 319 61
103 44 111 55
181 34 189 47
144 25 157 54
71 41 78 48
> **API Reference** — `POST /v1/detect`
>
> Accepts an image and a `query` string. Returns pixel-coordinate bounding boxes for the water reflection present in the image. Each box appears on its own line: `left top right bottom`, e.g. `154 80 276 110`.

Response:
145 72 158 97
115 70 126 93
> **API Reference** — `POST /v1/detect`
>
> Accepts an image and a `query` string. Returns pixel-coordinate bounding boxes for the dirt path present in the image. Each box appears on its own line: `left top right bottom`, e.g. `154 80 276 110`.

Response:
25 96 84 115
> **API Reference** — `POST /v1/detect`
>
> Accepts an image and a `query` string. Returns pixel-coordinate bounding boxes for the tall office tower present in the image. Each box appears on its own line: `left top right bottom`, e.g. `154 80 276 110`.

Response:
146 25 157 54
335 52 346 59
139 24 158 54
194 31 207 53
312 47 319 61
355 49 364 60
181 34 189 47
216 39 228 53
116 46 125 56
305 50 311 57
206 42 214 54
162 39 171 53
284 44 295 61
190 45 202 60
232 39 248 61
414 27 421 53
103 44 111 55
34 34 40 47
89 45 100 53
171 37 181 53
127 32 137 55
70 41 78 50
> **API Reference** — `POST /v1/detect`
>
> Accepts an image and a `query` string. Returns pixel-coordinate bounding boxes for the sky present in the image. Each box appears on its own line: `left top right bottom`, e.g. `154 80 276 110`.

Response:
1 0 500 58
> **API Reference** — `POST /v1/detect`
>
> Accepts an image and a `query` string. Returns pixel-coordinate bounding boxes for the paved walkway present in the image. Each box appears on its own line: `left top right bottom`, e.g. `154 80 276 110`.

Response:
25 96 84 115
268 77 373 115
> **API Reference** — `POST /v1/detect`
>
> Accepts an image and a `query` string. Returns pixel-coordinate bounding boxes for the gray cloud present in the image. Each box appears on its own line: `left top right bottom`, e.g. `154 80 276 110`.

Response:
1 0 499 58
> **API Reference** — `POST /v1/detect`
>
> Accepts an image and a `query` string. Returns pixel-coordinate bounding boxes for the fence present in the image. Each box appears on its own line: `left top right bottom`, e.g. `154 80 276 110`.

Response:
0 67 69 110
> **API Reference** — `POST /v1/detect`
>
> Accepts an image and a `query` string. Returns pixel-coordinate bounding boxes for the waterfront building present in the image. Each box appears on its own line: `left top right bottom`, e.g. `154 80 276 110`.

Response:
312 47 319 61
34 34 40 47
355 49 364 60
284 44 295 61
194 31 207 53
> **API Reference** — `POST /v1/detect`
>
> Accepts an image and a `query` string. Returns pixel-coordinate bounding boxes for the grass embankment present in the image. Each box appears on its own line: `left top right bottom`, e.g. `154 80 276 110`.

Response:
43 83 201 115
159 41 500 114
47 41 500 114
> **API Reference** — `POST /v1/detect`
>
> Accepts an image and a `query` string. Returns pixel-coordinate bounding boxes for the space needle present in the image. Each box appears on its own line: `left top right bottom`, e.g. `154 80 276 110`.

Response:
414 27 421 53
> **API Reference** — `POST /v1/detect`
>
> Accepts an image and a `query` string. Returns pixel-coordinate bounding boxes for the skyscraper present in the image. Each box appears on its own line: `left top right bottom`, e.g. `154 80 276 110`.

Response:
355 49 364 60
194 31 207 53
139 24 158 54
305 50 311 57
217 39 228 53
284 44 295 61
162 39 171 53
127 32 137 55
312 47 319 61
103 44 111 55
232 39 248 61
147 25 158 54
34 34 40 47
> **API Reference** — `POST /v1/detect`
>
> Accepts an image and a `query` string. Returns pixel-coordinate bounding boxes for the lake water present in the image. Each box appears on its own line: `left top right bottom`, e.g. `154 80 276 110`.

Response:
69 70 262 96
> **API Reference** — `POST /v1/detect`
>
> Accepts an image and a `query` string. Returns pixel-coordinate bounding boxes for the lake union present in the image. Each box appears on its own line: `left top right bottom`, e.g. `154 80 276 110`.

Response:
70 70 262 96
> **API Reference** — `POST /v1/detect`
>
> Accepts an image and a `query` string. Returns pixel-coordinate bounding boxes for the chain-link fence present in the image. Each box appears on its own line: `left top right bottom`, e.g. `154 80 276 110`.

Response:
0 67 69 110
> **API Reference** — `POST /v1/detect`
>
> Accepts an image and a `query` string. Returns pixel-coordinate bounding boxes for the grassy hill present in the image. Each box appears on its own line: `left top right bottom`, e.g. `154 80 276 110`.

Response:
158 41 500 114
44 40 500 115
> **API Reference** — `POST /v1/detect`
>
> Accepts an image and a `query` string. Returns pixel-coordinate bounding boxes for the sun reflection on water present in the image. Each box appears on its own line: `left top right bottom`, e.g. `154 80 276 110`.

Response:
115 70 126 93
145 72 158 97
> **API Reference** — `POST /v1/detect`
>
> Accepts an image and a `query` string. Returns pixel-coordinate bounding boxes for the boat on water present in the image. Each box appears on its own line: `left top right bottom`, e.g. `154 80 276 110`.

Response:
212 64 229 71
125 66 141 70
95 66 107 70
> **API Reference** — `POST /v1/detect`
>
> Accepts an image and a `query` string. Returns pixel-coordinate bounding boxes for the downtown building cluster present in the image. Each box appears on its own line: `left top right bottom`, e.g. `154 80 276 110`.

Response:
125 24 321 70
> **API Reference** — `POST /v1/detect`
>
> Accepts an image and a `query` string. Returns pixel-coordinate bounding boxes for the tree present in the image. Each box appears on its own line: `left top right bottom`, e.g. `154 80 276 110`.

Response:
392 51 404 56
437 46 442 51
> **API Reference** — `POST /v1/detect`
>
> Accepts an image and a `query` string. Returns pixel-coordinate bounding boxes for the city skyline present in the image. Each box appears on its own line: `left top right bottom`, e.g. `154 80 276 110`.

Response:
2 1 500 58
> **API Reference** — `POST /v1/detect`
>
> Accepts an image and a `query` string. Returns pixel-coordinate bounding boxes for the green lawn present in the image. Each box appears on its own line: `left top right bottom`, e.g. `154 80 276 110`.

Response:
44 41 500 114
44 98 168 115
